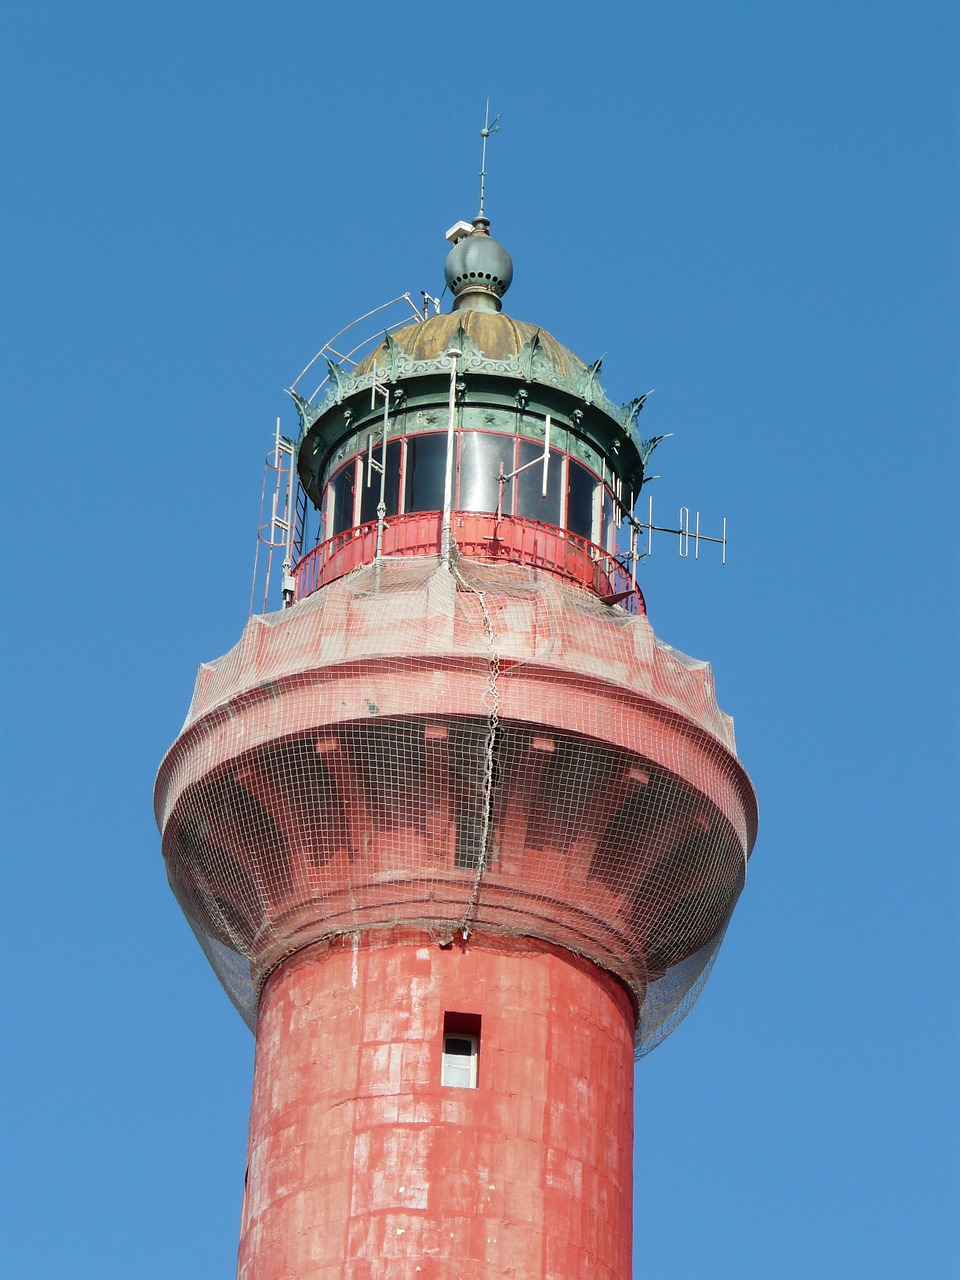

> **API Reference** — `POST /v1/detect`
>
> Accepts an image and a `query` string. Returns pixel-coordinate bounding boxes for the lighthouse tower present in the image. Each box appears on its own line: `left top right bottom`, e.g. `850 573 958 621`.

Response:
155 214 757 1280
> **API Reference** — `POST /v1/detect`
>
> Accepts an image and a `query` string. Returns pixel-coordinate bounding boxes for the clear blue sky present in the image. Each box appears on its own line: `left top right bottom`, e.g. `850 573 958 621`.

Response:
3 3 957 1276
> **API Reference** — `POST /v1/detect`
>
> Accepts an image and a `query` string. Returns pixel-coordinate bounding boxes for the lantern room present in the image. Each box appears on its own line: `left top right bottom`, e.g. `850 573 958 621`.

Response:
293 294 656 611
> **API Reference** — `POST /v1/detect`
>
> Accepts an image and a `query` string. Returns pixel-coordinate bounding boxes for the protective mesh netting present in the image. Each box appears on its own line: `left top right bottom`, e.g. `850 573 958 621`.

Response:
155 557 756 1056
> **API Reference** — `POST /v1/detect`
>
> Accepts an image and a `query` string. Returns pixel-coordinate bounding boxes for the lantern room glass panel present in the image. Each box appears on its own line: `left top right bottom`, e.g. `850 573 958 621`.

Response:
566 460 597 541
457 431 515 514
516 437 563 526
404 433 447 513
359 438 402 525
602 490 617 552
329 463 356 537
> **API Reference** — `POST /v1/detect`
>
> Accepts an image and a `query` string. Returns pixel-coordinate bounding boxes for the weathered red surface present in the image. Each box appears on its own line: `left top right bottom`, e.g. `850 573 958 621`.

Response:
238 930 636 1280
293 511 645 614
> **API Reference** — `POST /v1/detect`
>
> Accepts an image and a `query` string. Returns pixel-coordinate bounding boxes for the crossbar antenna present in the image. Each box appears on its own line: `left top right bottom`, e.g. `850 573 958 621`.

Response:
628 494 728 571
478 99 501 218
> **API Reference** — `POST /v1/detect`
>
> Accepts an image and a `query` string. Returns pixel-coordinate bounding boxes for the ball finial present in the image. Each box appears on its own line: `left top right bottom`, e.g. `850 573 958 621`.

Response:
443 217 514 313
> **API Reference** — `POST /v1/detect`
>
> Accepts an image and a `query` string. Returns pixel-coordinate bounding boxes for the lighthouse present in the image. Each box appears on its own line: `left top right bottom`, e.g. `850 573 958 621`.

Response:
154 210 757 1279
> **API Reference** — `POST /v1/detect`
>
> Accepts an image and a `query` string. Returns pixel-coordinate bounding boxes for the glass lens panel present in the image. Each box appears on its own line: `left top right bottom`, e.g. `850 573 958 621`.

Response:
516 438 562 525
358 453 375 526
458 432 515 514
383 438 401 517
404 433 447 513
329 461 356 536
566 460 597 539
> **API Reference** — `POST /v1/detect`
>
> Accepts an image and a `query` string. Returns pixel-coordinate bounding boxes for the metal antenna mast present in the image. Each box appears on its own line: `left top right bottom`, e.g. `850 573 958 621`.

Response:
478 100 501 218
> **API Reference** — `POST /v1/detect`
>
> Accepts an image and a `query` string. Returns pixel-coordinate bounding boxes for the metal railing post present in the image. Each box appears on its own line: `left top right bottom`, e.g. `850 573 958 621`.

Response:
441 348 462 564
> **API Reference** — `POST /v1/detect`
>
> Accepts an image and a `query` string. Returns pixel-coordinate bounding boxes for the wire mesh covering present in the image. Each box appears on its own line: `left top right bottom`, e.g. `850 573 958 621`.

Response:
294 511 646 614
155 558 756 1055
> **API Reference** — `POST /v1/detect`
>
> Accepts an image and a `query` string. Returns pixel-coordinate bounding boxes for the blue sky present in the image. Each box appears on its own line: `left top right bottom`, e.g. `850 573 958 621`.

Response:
2 3 957 1276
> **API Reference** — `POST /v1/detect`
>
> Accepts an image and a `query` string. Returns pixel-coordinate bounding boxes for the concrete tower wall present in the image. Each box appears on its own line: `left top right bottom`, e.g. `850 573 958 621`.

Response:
238 931 635 1280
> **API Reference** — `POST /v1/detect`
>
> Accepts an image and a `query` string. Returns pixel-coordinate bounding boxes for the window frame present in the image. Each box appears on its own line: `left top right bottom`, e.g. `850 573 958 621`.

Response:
441 1033 479 1089
321 431 621 546
441 1011 482 1089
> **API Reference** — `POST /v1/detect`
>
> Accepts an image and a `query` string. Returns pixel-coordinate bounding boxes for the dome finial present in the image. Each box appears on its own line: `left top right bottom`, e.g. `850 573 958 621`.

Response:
478 99 501 220
442 103 512 312
443 216 513 313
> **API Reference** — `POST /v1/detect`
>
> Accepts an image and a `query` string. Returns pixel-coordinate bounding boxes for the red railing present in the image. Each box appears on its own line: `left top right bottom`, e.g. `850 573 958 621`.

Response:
294 512 645 614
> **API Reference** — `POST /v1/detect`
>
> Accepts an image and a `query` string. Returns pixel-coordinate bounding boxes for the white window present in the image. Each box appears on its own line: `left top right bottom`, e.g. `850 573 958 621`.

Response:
442 1034 478 1089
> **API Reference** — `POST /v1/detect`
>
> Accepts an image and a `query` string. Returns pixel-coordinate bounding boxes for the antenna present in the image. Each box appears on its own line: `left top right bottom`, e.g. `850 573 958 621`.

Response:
478 99 501 218
627 495 728 576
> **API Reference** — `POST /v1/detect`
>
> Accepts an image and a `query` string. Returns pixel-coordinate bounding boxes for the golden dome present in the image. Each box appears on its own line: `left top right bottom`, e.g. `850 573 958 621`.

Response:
352 310 586 379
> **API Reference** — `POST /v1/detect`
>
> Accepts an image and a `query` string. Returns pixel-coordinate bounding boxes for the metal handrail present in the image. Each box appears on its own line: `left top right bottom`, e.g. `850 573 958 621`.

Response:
293 512 646 614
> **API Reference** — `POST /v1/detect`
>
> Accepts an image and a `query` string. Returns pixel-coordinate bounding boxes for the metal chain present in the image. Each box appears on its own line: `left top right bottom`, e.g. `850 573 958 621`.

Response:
450 555 500 938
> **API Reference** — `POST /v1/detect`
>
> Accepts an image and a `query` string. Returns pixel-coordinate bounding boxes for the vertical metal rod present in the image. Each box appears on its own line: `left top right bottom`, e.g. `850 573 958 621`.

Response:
694 510 701 560
478 101 500 219
271 418 283 526
376 390 389 560
647 493 654 558
250 458 270 617
722 516 727 566
284 443 296 564
269 418 284 613
441 348 462 564
679 506 689 558
630 522 638 589
542 415 551 497
281 442 297 608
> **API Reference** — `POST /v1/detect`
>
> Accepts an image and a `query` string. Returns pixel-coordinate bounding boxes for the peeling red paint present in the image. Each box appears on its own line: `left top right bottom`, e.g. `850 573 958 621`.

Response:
238 931 636 1280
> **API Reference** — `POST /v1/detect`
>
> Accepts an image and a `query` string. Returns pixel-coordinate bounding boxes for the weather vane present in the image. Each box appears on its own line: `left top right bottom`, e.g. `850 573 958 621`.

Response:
478 99 501 218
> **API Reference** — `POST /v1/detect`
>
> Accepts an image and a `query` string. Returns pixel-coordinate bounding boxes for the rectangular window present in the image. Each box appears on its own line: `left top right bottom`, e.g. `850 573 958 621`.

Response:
441 1012 481 1088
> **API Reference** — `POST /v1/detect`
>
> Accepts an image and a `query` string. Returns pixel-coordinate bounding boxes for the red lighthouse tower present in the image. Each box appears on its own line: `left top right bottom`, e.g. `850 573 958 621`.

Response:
155 213 757 1280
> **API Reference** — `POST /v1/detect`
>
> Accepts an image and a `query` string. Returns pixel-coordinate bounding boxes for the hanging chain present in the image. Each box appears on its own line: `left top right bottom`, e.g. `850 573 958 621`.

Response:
450 556 500 938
